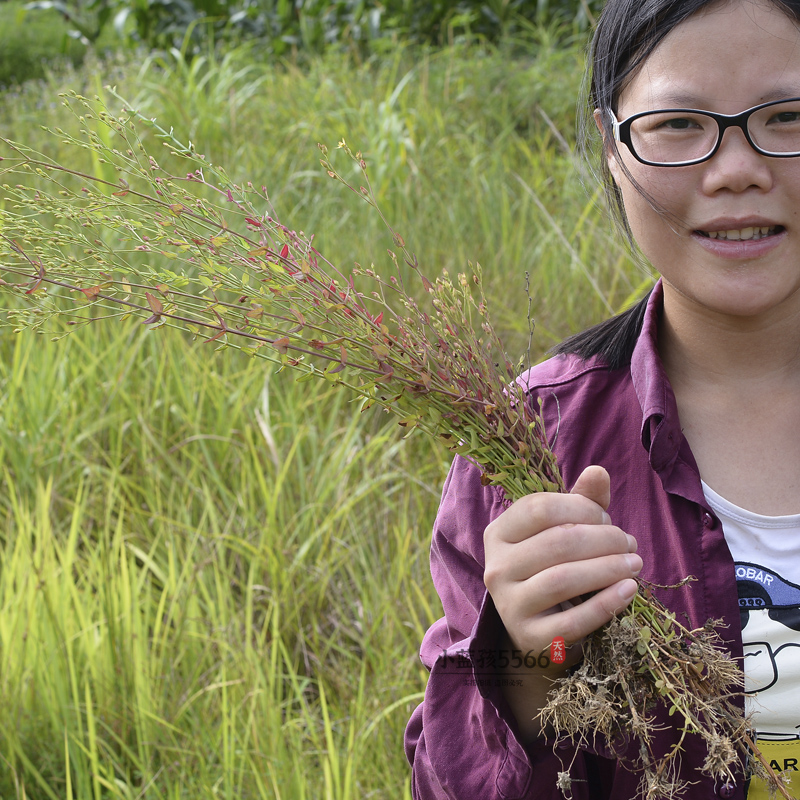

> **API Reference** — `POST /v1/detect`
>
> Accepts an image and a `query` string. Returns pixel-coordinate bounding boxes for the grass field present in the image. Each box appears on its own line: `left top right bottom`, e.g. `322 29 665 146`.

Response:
0 33 646 799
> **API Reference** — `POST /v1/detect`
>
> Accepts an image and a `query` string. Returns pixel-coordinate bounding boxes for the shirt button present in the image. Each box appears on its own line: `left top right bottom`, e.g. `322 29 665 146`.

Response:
717 781 736 798
703 512 715 528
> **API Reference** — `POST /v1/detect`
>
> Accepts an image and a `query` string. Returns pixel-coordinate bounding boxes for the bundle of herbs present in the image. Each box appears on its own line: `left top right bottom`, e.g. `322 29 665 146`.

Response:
0 91 788 800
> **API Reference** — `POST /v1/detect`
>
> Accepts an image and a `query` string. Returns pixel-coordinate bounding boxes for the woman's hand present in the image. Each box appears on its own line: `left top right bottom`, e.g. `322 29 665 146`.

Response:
483 465 641 740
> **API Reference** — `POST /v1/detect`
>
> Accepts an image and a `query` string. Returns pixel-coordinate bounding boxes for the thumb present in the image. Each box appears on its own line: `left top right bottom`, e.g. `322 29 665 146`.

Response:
570 465 611 512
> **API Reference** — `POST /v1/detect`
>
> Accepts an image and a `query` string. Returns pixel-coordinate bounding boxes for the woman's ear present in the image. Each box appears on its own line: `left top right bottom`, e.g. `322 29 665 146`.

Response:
594 108 623 184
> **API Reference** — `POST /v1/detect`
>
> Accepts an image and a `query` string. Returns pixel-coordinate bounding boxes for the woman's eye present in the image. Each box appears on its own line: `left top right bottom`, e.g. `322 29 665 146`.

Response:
658 117 701 130
768 111 800 124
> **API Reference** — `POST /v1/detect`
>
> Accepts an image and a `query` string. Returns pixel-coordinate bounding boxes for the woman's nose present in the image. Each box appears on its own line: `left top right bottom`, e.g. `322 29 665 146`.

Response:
701 126 774 194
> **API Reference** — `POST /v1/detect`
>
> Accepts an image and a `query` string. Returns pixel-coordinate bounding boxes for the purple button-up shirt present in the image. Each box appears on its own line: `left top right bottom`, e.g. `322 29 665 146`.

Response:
405 281 746 799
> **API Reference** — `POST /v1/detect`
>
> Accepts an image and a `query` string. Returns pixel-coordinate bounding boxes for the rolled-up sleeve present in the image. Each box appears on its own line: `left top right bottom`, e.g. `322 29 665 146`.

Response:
404 457 593 800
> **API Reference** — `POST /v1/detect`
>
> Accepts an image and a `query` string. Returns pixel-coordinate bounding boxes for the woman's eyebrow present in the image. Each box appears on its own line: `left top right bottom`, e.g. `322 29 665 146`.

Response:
647 87 800 109
758 87 800 103
648 91 705 108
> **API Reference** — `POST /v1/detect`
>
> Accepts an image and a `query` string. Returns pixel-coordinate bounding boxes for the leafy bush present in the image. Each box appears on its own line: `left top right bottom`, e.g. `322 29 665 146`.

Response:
0 1 86 87
24 0 604 55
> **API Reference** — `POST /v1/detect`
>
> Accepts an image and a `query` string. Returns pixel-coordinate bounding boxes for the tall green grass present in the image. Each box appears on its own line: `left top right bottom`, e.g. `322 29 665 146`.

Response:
0 32 646 798
0 324 442 798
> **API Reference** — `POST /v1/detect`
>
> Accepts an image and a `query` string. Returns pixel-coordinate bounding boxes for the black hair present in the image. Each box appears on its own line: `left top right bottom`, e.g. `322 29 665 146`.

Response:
550 289 653 370
555 0 800 368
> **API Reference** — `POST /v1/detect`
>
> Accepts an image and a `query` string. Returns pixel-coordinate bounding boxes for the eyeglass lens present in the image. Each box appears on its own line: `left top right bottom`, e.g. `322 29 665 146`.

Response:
629 99 800 164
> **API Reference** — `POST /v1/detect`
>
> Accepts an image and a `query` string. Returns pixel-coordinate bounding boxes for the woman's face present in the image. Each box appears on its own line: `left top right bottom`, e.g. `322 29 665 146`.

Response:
609 0 800 323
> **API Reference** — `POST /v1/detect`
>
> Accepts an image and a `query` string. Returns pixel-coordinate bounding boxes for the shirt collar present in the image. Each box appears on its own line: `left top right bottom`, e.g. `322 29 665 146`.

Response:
630 279 684 471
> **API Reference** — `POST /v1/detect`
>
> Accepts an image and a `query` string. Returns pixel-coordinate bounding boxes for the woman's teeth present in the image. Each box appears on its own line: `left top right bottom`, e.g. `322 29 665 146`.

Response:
704 226 777 240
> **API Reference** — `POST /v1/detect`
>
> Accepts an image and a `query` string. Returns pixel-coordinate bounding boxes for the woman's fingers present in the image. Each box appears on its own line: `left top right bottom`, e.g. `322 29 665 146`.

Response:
569 464 611 510
517 578 639 649
484 489 611 545
489 522 635 583
512 551 642 618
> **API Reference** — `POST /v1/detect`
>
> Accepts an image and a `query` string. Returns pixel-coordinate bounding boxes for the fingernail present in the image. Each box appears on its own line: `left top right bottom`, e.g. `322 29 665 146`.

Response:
625 554 643 575
602 511 612 525
617 578 638 603
626 534 638 553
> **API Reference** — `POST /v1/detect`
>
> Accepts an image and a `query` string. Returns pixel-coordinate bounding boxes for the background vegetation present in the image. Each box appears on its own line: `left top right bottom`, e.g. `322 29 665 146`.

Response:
0 3 649 797
1 0 602 85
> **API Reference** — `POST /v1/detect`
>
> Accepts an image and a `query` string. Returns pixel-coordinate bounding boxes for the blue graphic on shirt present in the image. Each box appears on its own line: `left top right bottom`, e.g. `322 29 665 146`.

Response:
736 563 800 604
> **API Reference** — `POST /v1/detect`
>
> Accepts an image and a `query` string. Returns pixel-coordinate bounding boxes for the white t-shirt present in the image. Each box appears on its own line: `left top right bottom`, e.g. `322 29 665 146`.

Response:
703 482 800 796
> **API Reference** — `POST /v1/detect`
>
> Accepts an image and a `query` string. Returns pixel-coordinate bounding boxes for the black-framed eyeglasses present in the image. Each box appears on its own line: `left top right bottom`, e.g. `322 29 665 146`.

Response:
611 97 800 166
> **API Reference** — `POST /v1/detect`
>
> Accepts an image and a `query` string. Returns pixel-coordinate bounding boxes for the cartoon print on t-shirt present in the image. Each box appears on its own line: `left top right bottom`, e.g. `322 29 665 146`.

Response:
738 563 800 741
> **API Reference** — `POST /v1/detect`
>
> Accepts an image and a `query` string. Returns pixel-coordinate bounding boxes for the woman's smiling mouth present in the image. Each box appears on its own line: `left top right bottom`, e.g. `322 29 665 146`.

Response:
699 226 782 240
691 223 787 257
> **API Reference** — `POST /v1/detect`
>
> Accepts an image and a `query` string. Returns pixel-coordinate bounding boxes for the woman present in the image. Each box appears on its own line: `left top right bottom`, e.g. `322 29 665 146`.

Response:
405 1 800 798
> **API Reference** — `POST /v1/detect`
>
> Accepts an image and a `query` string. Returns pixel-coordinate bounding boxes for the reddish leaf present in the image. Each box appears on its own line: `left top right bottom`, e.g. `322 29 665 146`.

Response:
327 344 348 373
80 285 102 300
289 307 306 327
169 203 184 215
272 336 290 355
280 244 289 259
145 292 164 315
245 217 263 227
204 327 227 344
25 262 46 294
